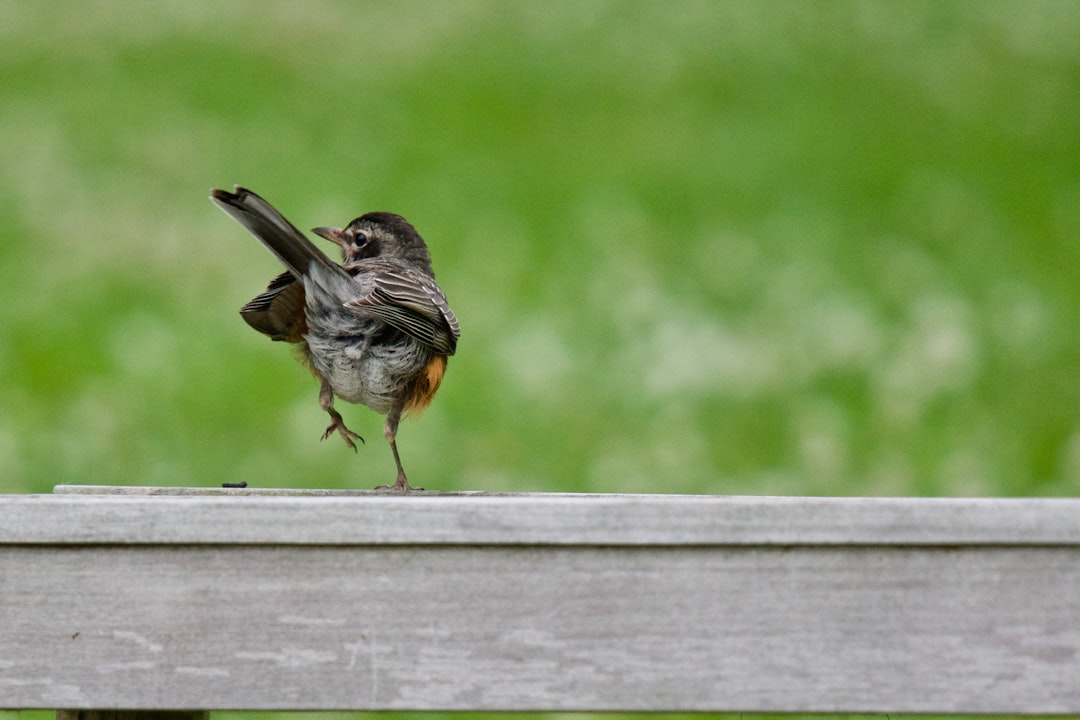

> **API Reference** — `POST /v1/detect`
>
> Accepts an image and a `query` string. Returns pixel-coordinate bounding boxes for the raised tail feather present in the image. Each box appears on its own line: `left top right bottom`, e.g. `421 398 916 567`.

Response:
210 185 345 281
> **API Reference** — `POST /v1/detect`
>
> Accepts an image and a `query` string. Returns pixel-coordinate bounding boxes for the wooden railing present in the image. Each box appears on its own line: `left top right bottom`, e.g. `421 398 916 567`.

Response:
2 485 1080 717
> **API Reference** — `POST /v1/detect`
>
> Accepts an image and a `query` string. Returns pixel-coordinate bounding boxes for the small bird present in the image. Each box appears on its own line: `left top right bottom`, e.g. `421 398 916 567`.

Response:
210 186 460 492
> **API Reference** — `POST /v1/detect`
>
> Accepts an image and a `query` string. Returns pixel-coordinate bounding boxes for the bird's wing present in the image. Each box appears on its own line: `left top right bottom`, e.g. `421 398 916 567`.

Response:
344 260 461 355
239 271 308 343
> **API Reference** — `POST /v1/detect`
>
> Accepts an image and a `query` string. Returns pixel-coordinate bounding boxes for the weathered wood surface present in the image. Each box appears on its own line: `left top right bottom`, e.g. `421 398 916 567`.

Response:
11 484 1080 545
1 487 1079 713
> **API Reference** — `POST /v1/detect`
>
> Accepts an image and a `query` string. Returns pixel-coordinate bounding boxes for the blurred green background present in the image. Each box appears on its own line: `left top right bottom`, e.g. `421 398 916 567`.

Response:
4 0 1079 499
1 0 1079 717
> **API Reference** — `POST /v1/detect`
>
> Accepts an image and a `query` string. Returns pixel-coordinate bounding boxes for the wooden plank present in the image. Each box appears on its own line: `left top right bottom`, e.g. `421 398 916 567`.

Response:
1 488 1078 546
3 544 1080 712
2 488 1080 713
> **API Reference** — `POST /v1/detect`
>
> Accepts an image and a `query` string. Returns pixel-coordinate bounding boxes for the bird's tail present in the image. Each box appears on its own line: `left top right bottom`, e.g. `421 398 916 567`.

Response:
210 185 343 280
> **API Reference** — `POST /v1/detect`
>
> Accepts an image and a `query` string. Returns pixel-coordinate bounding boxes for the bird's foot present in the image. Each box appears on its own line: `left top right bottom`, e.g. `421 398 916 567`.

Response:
321 412 364 451
376 473 423 493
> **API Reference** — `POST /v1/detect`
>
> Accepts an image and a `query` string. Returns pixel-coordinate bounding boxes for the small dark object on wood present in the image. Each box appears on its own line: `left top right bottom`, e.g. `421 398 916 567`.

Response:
221 482 248 489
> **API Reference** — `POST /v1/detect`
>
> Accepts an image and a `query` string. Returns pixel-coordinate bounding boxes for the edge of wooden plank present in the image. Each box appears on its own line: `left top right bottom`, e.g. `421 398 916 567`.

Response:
0 486 1076 545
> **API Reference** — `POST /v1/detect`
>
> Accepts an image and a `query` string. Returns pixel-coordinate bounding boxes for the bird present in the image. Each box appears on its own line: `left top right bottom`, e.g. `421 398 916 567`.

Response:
210 186 460 492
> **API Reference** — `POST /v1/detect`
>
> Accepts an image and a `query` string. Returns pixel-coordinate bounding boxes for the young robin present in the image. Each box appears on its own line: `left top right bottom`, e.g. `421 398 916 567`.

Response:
210 186 460 492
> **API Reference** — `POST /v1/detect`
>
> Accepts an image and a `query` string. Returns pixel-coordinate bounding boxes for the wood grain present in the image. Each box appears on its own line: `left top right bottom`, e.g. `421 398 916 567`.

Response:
6 487 1080 545
0 488 1078 713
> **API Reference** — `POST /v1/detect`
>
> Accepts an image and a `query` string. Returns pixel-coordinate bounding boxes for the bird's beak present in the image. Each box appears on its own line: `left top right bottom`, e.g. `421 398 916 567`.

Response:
312 226 347 247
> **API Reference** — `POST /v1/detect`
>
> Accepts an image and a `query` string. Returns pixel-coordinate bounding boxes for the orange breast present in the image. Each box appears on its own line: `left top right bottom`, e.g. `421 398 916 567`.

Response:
404 354 448 416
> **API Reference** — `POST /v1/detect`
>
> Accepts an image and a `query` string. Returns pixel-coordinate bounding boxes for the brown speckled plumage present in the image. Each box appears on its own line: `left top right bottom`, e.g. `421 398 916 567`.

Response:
211 186 459 492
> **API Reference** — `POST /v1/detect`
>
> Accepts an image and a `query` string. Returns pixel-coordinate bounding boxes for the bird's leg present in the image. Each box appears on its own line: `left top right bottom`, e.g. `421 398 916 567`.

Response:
318 377 364 451
376 403 422 492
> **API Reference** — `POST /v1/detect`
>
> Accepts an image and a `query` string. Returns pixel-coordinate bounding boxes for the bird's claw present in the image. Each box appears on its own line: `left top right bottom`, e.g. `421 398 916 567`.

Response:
376 473 422 493
322 416 364 451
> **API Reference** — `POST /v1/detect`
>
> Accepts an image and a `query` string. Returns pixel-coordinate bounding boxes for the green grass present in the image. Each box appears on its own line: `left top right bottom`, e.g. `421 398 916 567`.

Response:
2 1 1080 718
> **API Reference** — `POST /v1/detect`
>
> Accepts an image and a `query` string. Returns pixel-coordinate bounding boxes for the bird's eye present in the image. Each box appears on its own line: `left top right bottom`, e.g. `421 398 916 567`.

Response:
352 230 369 246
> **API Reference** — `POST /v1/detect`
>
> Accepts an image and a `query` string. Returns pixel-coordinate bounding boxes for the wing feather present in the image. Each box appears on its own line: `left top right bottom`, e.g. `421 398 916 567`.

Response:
240 271 308 342
343 260 460 355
